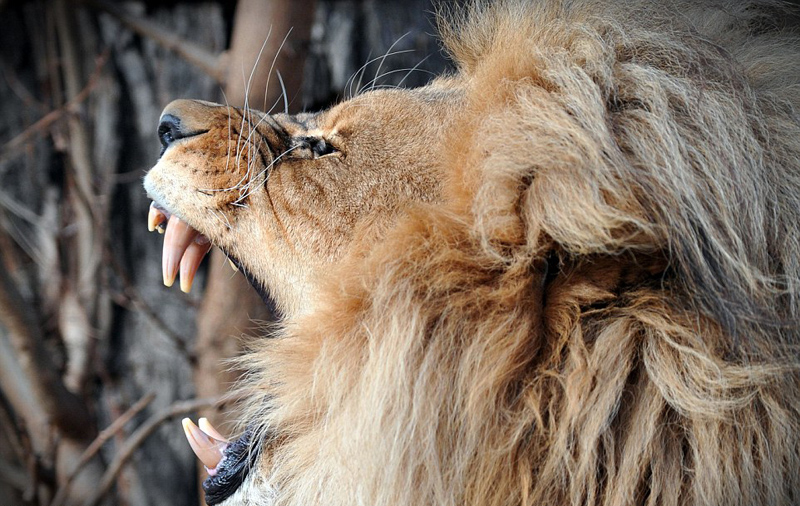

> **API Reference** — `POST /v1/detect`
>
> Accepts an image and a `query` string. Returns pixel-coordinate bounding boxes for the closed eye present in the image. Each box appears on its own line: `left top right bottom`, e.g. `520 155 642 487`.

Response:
311 138 338 157
293 136 340 159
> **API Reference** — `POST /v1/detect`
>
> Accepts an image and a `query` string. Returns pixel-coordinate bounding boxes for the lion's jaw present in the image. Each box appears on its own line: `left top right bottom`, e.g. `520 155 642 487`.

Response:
143 86 460 318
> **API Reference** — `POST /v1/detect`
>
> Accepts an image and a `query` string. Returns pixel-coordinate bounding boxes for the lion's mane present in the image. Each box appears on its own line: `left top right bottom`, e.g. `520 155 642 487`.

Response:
238 1 800 505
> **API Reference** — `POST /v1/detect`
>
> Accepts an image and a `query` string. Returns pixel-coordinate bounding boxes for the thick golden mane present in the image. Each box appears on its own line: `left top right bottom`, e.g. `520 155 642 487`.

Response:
235 1 800 505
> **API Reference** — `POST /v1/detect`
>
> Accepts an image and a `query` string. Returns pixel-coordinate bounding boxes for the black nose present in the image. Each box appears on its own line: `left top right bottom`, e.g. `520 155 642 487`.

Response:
158 114 182 151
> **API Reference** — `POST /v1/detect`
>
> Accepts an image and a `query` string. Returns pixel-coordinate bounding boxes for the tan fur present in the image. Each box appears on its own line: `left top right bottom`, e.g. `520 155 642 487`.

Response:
144 1 800 505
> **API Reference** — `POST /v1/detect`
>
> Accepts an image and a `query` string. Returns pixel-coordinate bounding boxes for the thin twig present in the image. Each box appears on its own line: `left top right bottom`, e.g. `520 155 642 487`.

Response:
0 50 108 166
78 0 225 82
50 392 156 506
81 395 240 506
1 62 48 113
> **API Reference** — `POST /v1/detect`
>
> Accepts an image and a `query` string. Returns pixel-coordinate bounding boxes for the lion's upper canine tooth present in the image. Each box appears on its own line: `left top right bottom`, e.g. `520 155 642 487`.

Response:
182 418 226 471
228 259 239 272
163 215 201 288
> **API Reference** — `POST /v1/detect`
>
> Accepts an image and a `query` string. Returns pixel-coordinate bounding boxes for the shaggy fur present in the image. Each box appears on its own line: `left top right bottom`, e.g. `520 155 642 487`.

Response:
153 1 800 504
240 2 800 505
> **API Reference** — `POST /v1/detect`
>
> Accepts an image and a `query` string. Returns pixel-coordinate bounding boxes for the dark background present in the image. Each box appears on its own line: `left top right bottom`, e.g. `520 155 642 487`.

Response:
0 1 451 504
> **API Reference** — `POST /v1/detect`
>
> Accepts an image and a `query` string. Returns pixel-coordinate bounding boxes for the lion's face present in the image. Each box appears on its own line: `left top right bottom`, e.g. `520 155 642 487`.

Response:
144 85 460 316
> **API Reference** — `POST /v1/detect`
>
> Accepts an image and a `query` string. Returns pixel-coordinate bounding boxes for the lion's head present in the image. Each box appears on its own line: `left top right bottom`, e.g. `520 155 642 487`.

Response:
144 87 460 317
144 1 800 505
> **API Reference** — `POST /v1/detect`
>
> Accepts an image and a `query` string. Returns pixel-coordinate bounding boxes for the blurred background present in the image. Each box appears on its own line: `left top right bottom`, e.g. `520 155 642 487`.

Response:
0 0 451 504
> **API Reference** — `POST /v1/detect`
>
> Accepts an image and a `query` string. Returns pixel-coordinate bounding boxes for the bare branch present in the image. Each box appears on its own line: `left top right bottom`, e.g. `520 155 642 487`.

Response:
0 331 49 451
53 0 112 402
0 50 108 167
0 229 93 440
81 395 241 506
1 62 47 113
78 0 225 83
50 392 156 506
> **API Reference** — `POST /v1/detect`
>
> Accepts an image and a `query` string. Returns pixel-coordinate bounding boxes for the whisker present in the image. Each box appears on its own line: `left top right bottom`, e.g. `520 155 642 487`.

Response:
199 109 277 195
235 143 297 202
221 89 234 182
248 27 274 110
345 49 415 99
265 91 285 116
234 145 301 204
369 32 411 94
263 28 293 115
219 250 240 280
396 55 433 87
235 65 249 190
208 208 232 231
346 49 372 100
360 60 434 91
277 70 289 115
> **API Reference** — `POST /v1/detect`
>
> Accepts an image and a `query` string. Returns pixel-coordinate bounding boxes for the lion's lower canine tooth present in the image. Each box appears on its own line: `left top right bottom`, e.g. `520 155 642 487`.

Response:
182 418 225 471
180 240 212 293
199 417 229 442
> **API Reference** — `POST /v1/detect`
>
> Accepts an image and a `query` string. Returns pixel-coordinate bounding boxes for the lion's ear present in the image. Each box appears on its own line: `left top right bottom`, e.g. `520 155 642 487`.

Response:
462 63 785 340
463 74 661 259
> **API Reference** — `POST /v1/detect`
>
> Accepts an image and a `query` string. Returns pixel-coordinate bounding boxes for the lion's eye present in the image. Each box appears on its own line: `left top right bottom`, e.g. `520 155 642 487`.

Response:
311 138 338 157
294 137 339 158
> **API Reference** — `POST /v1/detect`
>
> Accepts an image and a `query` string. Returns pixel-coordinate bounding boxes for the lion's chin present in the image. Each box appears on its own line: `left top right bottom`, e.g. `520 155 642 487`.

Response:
181 418 262 505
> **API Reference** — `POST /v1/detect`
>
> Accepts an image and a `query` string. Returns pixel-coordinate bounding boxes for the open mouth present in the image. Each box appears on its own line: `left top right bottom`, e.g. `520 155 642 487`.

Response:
147 200 276 312
148 202 268 502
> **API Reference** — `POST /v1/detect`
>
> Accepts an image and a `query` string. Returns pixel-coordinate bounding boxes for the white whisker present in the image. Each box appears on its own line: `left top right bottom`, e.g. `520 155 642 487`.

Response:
221 89 234 182
360 59 434 91
208 208 232 230
265 92 285 116
263 29 293 115
234 145 301 204
345 49 415 99
396 55 433 87
277 70 289 115
369 32 411 93
249 27 274 109
346 49 372 100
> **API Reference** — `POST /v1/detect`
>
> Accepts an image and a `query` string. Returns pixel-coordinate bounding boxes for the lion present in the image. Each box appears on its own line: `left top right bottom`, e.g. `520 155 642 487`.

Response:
143 1 800 505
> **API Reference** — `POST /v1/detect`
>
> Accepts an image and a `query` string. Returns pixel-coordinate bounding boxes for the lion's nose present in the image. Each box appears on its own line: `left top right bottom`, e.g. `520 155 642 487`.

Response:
158 114 182 150
157 99 217 153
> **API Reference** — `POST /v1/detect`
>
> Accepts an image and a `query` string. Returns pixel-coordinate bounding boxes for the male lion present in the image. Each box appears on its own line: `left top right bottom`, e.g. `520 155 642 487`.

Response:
144 1 800 505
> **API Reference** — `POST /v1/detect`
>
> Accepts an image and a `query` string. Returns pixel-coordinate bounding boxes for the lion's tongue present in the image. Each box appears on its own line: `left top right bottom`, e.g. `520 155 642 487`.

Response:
148 202 212 293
